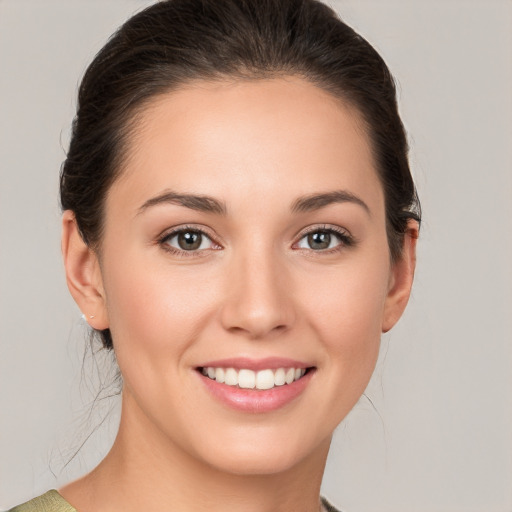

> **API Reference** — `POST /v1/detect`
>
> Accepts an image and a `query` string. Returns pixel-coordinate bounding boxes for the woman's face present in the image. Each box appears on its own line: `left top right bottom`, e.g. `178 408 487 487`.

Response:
71 77 413 475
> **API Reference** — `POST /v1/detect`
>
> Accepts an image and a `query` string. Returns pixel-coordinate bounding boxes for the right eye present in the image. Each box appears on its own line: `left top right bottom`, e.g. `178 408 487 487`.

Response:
160 228 216 253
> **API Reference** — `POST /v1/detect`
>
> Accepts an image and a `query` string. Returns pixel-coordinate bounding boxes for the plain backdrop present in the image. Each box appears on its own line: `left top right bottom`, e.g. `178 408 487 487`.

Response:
1 1 511 511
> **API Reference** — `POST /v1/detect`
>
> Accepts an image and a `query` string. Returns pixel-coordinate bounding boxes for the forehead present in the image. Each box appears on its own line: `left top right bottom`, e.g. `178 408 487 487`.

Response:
110 77 383 215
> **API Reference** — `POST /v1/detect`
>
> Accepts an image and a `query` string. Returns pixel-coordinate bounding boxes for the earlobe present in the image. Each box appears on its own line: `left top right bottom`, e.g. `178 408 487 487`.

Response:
382 221 419 333
61 210 109 330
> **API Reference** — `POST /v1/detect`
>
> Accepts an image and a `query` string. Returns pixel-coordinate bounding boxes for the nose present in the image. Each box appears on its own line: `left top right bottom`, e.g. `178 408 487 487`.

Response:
220 246 295 339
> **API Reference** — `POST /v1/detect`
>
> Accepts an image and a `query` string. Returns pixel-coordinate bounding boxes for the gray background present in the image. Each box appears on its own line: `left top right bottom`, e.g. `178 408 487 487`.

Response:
1 1 511 511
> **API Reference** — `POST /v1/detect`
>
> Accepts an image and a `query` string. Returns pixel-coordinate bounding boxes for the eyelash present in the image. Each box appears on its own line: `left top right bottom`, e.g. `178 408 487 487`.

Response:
294 225 355 254
157 225 220 257
157 224 355 257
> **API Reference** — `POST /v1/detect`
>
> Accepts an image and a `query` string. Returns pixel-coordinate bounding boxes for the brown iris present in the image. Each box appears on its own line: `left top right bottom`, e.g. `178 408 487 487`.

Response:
177 231 203 250
307 231 332 250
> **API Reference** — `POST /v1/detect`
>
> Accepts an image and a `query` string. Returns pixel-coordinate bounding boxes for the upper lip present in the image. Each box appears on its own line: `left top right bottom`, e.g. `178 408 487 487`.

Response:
197 357 313 371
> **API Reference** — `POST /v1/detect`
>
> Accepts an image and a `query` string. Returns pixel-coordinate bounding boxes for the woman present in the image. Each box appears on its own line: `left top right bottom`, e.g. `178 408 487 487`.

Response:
9 0 420 510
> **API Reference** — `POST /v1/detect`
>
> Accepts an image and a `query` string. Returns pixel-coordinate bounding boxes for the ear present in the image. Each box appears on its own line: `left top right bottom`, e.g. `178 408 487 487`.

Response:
61 210 109 330
382 220 419 333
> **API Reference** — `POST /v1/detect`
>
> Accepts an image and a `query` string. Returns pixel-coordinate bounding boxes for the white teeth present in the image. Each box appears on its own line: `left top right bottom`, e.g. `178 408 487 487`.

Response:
238 369 256 389
225 367 238 386
201 366 308 389
274 368 286 386
256 369 275 390
215 367 225 383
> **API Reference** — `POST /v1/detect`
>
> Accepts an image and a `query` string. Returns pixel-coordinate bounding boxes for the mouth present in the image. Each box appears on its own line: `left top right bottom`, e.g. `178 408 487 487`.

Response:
197 366 313 390
195 359 316 412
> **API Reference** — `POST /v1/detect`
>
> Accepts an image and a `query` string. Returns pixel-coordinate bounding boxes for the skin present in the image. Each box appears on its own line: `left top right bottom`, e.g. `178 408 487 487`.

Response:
61 77 417 512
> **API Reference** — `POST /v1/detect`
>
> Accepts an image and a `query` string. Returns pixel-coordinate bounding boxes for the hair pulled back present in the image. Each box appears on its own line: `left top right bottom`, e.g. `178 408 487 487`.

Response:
60 0 421 349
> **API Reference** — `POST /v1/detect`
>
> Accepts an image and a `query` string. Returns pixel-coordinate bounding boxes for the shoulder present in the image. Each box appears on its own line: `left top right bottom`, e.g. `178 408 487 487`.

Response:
7 491 76 512
321 496 343 512
9 491 338 512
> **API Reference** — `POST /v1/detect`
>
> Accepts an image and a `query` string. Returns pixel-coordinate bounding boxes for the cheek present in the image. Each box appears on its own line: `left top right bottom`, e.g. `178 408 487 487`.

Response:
308 260 388 329
301 253 390 378
101 254 218 376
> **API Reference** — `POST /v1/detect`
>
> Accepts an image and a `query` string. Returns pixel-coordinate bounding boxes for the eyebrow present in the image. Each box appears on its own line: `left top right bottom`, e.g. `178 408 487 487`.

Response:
137 190 227 215
291 190 371 215
137 188 369 217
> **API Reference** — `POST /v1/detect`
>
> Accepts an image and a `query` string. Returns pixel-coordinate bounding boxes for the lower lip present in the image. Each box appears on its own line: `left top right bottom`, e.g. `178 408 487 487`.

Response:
197 369 315 413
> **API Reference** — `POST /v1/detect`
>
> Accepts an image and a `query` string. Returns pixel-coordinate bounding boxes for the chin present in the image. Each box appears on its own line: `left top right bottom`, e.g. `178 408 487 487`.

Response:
205 450 309 477
189 425 332 477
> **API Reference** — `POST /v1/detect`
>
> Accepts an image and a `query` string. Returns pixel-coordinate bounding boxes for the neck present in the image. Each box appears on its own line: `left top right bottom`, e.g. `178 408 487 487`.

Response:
61 391 331 512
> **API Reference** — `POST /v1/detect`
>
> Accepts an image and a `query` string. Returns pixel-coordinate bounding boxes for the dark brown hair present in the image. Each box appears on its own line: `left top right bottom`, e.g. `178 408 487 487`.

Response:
60 0 421 349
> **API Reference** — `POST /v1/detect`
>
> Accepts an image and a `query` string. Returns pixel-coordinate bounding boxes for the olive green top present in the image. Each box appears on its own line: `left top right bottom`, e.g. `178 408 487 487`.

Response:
8 490 340 512
8 491 76 512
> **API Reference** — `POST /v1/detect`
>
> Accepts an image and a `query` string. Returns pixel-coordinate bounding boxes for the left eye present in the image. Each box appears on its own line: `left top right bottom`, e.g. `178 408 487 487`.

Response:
296 230 343 251
163 230 214 251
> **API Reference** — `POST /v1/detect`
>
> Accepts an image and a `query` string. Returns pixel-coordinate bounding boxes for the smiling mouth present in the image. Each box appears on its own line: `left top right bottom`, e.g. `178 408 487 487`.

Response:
197 366 313 390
